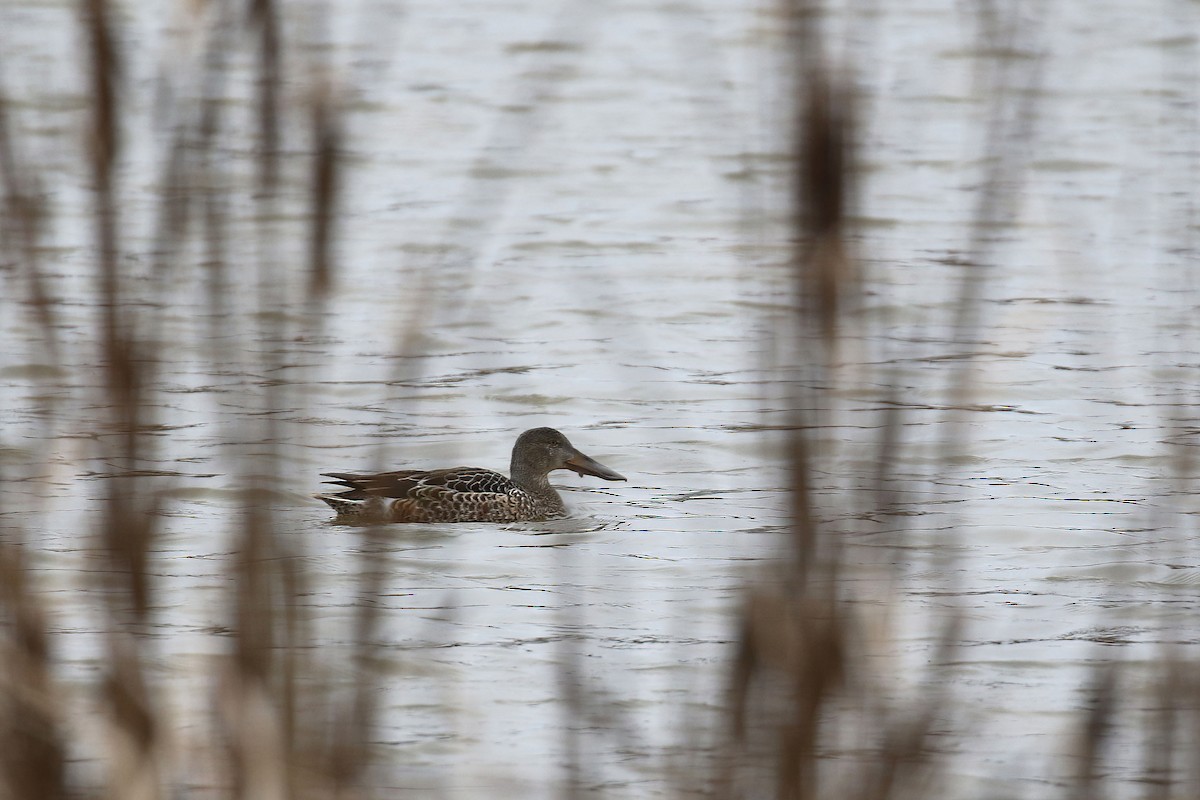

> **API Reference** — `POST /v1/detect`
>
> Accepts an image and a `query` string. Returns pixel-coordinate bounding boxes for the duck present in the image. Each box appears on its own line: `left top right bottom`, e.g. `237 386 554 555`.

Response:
316 427 626 523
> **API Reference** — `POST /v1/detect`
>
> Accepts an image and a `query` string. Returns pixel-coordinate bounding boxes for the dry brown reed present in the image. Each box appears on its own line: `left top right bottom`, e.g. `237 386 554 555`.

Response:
711 2 1200 799
707 3 994 800
714 49 947 798
0 0 373 797
0 20 68 800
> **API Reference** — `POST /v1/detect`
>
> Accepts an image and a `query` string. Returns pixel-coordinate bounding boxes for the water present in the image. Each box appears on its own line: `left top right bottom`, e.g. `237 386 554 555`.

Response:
3 0 1200 797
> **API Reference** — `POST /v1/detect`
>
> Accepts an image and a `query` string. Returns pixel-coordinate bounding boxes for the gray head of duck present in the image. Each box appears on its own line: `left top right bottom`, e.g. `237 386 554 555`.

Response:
510 427 627 483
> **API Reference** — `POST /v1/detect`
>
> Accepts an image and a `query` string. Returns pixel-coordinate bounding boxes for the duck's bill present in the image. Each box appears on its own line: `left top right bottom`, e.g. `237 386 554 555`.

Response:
565 451 627 482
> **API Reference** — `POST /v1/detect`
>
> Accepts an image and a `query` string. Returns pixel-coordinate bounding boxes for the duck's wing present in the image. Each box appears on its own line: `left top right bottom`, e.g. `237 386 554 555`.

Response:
320 467 517 500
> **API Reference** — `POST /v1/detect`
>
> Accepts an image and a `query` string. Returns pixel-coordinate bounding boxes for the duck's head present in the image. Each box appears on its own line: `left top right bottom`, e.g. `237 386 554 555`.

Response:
512 427 627 482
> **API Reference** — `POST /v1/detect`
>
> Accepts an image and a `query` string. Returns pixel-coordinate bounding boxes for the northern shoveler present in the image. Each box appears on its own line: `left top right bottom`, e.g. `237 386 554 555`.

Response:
316 427 626 523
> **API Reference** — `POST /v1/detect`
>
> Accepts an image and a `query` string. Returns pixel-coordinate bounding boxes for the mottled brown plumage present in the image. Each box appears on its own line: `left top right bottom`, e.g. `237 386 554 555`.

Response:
316 427 626 523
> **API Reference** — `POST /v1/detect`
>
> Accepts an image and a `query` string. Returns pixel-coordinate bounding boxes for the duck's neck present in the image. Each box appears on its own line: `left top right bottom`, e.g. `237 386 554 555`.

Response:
510 462 561 504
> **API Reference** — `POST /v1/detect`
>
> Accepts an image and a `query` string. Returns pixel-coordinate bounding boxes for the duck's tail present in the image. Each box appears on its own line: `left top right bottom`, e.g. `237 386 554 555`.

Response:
315 492 380 519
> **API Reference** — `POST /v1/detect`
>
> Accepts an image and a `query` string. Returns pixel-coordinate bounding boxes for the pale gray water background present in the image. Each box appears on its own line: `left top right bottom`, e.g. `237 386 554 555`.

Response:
3 0 1200 797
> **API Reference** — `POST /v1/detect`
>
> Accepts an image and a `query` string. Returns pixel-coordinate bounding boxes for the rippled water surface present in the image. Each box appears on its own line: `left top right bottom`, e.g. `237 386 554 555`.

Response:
4 0 1200 797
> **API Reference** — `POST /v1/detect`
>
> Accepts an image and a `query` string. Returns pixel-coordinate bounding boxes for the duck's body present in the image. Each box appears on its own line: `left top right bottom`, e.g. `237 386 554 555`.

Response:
318 466 566 523
316 427 625 523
